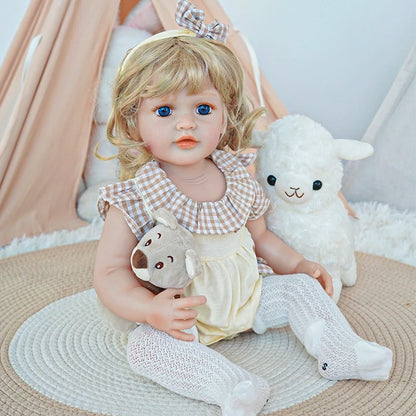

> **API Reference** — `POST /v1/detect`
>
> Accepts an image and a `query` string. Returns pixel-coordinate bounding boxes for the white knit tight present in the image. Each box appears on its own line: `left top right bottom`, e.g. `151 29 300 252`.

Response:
127 324 270 415
252 274 392 381
127 274 392 414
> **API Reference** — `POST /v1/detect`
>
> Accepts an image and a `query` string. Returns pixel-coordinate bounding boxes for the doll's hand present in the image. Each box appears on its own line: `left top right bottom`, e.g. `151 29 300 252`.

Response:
145 288 206 341
294 259 334 297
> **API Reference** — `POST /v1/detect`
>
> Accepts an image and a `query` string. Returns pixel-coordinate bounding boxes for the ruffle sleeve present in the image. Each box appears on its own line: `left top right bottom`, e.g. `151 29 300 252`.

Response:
97 180 153 239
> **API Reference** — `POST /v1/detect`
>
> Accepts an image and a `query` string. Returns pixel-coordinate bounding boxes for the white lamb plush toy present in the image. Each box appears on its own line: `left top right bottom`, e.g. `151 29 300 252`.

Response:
252 115 374 303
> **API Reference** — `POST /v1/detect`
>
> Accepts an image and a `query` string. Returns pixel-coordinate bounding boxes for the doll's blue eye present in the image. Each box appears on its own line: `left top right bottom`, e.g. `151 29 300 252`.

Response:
197 104 212 115
156 106 172 117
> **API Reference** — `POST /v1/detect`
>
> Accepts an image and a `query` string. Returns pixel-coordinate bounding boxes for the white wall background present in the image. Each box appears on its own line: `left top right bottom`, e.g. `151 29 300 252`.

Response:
1 0 415 139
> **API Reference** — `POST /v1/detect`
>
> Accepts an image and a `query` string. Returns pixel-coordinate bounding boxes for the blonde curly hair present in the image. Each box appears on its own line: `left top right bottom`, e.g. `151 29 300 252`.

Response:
105 34 265 180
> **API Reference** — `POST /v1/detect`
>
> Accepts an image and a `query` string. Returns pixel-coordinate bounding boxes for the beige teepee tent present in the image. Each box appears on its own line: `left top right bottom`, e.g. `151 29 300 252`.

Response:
0 0 120 245
342 40 416 212
0 0 287 246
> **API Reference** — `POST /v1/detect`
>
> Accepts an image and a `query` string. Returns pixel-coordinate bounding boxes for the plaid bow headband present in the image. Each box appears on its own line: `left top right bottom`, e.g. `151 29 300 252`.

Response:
175 0 229 43
120 1 229 71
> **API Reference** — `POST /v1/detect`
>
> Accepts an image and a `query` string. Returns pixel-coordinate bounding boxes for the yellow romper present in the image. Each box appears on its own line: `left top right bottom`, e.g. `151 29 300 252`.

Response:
188 227 262 345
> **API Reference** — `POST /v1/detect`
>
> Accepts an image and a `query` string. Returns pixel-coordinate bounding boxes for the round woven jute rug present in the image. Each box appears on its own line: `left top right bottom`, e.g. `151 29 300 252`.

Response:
1 241 415 415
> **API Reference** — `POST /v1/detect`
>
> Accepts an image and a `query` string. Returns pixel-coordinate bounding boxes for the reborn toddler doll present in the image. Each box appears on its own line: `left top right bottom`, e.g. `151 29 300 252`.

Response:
93 1 393 415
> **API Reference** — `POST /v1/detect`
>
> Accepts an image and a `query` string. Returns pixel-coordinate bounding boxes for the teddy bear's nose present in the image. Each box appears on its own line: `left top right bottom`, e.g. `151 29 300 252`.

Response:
132 249 148 269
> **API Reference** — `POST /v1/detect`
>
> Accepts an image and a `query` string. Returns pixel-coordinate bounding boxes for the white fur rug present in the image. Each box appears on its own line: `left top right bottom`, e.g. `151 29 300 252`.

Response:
1 202 415 267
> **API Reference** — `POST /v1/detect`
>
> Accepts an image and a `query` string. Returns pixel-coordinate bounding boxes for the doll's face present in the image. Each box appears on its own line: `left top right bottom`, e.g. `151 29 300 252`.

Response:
137 78 226 167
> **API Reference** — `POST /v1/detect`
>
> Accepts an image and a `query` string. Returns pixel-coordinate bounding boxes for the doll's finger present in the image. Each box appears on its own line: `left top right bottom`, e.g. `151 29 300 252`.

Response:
161 288 185 298
169 329 195 342
312 268 321 278
319 274 333 297
176 295 207 308
316 276 325 291
173 318 197 330
175 308 198 320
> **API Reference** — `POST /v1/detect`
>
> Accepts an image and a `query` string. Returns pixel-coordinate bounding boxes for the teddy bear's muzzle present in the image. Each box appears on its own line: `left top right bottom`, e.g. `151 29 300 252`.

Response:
131 249 148 269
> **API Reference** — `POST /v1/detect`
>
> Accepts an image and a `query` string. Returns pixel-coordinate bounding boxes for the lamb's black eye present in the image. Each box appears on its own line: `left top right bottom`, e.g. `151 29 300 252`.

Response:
313 180 322 190
145 239 152 246
267 175 277 186
155 262 164 269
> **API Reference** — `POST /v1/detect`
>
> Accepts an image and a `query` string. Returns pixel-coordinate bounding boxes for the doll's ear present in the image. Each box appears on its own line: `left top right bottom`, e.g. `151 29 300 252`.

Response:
154 208 178 229
185 249 202 279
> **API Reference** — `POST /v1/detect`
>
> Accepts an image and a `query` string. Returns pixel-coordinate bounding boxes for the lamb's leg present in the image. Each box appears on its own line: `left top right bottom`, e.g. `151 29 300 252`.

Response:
331 277 343 304
324 265 342 304
341 255 357 286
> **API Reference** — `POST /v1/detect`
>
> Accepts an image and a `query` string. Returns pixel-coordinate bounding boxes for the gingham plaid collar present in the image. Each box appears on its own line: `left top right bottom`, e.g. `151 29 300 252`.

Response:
133 150 257 234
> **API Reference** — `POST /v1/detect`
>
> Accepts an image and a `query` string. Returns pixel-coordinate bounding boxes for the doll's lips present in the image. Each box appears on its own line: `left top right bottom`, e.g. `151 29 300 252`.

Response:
176 135 198 149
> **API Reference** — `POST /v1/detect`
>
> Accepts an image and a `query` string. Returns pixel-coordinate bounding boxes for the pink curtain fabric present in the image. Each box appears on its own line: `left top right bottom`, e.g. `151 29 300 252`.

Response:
0 0 119 245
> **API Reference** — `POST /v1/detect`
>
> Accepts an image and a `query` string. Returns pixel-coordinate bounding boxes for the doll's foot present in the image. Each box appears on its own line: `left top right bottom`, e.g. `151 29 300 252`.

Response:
318 340 392 381
222 378 270 416
352 341 392 380
304 319 393 381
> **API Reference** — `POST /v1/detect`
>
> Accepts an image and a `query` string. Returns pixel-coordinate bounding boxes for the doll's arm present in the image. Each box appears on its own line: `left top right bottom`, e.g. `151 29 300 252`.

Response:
93 206 206 341
246 216 333 297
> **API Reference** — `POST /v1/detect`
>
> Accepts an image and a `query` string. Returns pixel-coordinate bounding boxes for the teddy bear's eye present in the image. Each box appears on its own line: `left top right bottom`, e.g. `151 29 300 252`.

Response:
267 175 277 186
155 262 164 269
145 239 152 246
313 180 322 190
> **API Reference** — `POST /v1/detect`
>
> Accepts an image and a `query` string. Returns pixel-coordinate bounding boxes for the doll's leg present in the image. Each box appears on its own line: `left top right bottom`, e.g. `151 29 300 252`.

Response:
253 274 392 381
127 323 270 416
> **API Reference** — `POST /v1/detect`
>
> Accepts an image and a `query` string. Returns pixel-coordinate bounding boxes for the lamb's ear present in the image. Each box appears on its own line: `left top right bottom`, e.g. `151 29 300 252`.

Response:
249 129 268 148
154 208 178 229
185 249 202 280
334 139 374 161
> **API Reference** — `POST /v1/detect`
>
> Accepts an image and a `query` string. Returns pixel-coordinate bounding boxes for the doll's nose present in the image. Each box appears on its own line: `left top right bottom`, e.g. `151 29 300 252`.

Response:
176 114 196 130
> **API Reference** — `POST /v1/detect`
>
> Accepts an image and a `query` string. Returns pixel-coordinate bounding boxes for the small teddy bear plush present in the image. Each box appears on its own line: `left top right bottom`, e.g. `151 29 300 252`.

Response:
251 115 374 303
97 208 202 337
131 208 202 294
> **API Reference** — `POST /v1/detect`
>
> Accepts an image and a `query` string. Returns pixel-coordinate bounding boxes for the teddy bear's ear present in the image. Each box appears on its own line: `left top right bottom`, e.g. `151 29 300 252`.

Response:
249 129 268 148
154 208 178 230
334 139 374 161
185 249 203 280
